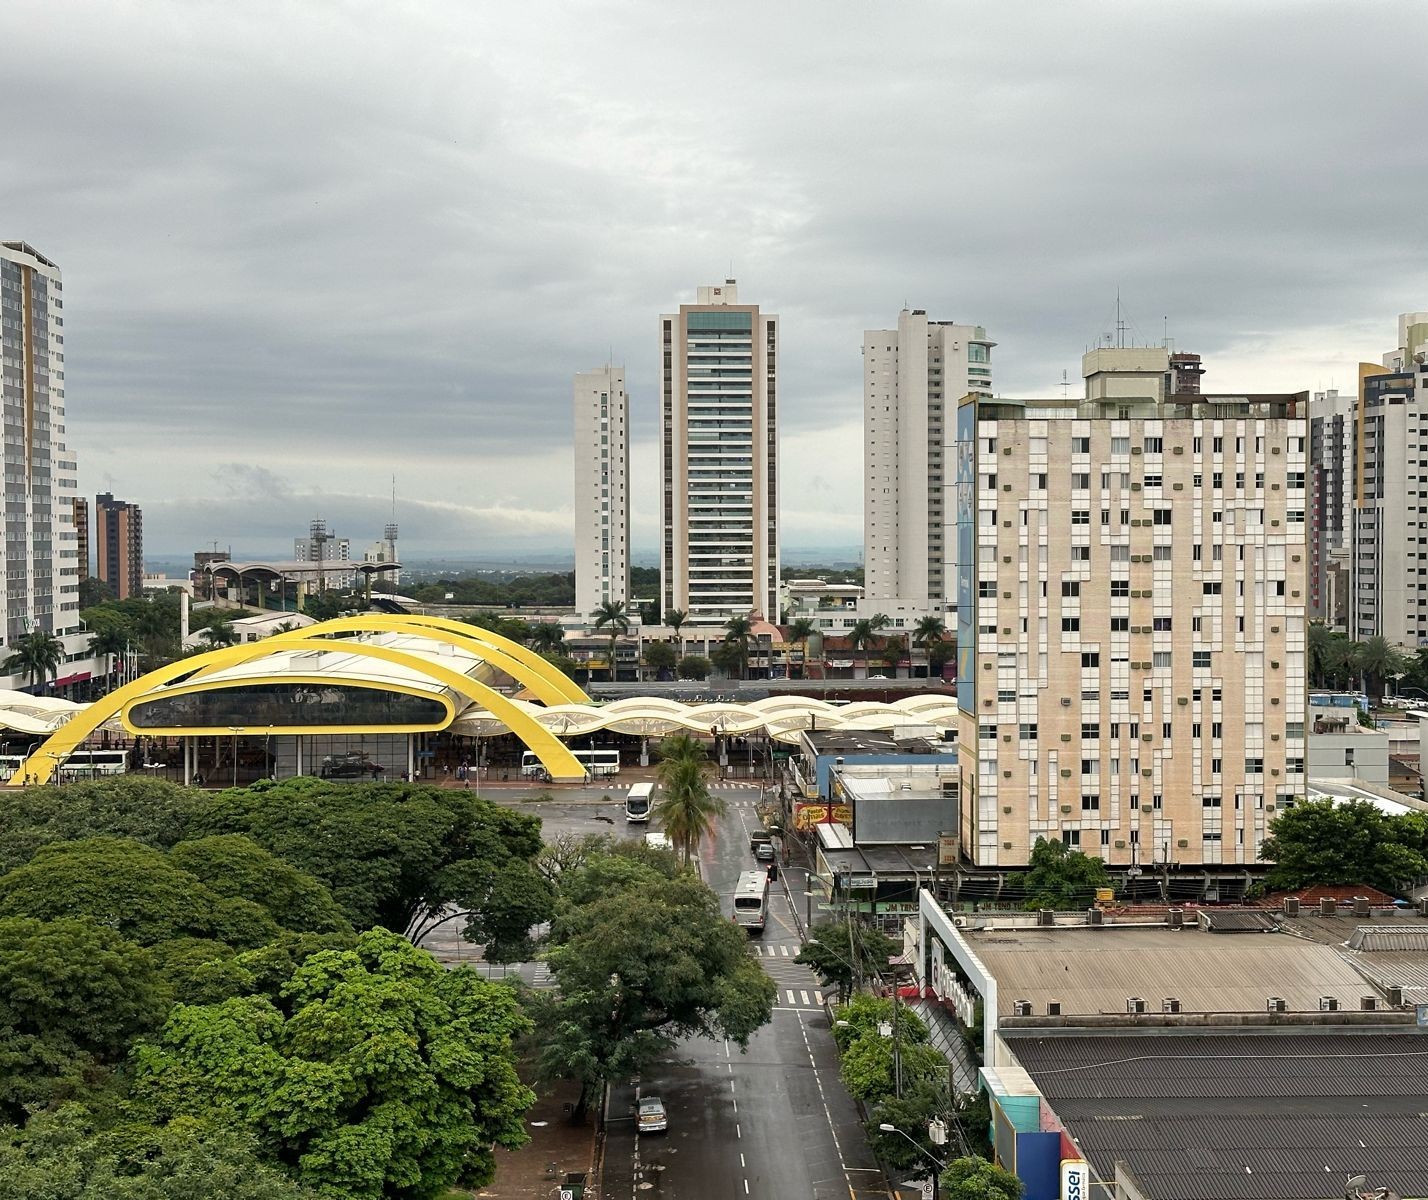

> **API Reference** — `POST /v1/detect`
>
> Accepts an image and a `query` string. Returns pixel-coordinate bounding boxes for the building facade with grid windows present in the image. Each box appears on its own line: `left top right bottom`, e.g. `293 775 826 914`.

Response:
660 280 778 622
954 389 1309 873
574 365 630 617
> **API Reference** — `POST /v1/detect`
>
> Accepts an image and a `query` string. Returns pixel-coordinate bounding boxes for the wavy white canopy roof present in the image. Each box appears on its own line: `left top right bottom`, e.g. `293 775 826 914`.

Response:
447 694 961 744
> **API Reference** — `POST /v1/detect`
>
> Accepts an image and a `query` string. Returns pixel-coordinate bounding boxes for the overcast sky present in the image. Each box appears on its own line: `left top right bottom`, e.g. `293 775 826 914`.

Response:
2 1 1423 561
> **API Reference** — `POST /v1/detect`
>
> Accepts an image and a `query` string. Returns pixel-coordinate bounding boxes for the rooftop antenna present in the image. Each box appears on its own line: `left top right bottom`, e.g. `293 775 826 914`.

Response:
384 477 399 594
1060 369 1070 399
310 518 331 595
1116 290 1126 349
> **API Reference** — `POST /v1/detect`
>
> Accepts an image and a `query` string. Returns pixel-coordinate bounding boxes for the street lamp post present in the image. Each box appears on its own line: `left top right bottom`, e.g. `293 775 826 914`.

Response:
228 726 245 788
878 1123 945 1200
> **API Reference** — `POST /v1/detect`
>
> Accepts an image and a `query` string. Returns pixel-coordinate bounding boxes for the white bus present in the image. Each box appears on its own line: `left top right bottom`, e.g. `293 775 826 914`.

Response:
625 782 655 822
0 748 130 782
520 748 622 779
733 870 771 935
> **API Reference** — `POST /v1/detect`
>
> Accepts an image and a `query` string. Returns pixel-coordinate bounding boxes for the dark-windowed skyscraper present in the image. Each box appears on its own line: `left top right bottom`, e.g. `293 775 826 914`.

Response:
96 491 144 600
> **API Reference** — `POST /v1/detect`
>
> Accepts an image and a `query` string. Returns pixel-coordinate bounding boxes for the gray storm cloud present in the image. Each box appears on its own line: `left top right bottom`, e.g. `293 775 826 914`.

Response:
1 0 1422 556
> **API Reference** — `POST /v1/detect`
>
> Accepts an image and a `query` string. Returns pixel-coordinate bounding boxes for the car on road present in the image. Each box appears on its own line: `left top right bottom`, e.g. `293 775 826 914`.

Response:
749 829 772 853
755 840 775 862
637 1095 667 1133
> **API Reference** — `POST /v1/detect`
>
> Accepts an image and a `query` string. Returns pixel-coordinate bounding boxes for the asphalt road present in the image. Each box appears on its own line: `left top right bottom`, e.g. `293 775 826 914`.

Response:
601 788 890 1200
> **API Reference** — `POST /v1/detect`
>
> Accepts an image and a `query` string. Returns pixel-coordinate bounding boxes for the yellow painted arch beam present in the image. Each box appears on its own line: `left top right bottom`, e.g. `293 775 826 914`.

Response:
332 614 591 705
6 636 586 786
182 614 587 708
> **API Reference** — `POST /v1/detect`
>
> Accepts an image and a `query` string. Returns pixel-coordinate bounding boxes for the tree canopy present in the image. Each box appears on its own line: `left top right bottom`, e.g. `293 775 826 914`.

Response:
534 849 774 1116
187 778 553 959
0 917 166 1122
1260 798 1428 893
941 1155 1025 1200
1021 837 1111 910
797 920 900 1006
0 1107 324 1200
131 929 533 1200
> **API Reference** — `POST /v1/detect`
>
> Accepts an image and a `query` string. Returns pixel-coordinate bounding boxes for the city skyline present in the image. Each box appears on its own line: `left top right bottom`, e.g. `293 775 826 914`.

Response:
1 3 1423 557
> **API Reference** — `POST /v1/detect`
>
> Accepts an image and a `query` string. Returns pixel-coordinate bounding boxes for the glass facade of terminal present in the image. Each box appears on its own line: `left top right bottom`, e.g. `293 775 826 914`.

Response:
127 682 448 729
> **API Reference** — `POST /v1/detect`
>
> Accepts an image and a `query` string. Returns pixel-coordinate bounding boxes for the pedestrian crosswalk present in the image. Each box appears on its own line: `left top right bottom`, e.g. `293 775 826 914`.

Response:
599 779 764 791
781 988 825 1008
751 943 798 957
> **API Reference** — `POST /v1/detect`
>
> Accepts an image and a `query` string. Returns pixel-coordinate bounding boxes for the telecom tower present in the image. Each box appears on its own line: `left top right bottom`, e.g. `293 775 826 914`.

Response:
310 518 331 594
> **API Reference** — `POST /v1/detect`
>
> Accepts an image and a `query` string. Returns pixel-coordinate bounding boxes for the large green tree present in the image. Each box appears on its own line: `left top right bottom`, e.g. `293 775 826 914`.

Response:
797 920 900 1005
0 1108 322 1200
676 654 712 680
131 929 534 1200
941 1155 1025 1200
167 836 351 935
1260 797 1428 892
534 851 775 1119
0 917 166 1122
0 777 209 875
722 615 752 680
0 838 281 949
1022 837 1111 911
188 778 553 959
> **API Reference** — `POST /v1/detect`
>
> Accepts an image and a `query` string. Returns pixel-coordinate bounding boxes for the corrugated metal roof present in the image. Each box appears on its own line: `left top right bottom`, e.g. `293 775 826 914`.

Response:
971 926 1373 1016
1347 924 1428 951
1009 1031 1428 1200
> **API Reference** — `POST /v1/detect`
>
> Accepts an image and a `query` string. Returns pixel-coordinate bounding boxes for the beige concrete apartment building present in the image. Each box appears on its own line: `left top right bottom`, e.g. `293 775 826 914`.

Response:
954 387 1309 873
660 280 779 622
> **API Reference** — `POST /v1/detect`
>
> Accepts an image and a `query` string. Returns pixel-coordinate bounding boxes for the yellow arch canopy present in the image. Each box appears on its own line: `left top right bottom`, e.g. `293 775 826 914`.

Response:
5 625 588 786
180 614 588 707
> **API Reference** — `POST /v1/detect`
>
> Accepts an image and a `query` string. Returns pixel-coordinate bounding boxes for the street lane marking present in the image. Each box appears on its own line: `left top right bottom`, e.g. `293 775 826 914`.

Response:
800 990 811 1005
781 945 791 956
785 990 797 1004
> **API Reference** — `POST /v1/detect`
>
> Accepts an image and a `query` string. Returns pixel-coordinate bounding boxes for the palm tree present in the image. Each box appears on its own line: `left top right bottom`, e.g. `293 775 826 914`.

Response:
88 625 129 686
1307 622 1335 688
848 612 889 679
1358 635 1408 703
723 614 752 681
786 617 816 680
912 615 946 680
5 629 65 691
666 608 688 660
656 731 709 766
198 621 237 649
529 622 566 655
653 753 726 864
593 600 631 682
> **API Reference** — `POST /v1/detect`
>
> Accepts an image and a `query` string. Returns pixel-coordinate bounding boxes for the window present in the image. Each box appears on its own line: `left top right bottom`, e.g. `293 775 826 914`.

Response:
1152 794 1163 810
1019 723 1038 741
1162 722 1172 738
1153 617 1172 631
1062 617 1080 632
1081 758 1099 776
1071 545 1090 561
1111 437 1130 454
1073 436 1090 454
998 688 1015 703
1193 543 1202 561
1213 436 1223 453
1081 794 1101 811
1153 545 1172 561
1111 616 1129 631
1062 829 1082 847
1152 651 1172 669
1071 510 1090 526
1203 581 1222 595
1192 722 1202 738
1081 652 1100 668
1072 472 1090 489
1212 471 1224 488
1245 757 1264 775
1153 508 1172 526
1112 580 1130 597
1110 544 1130 562
1063 581 1081 597
1143 473 1162 488
1081 722 1101 739
1144 437 1163 454
1202 794 1222 808
1193 650 1212 669
979 580 997 598
980 724 998 741
1212 722 1223 738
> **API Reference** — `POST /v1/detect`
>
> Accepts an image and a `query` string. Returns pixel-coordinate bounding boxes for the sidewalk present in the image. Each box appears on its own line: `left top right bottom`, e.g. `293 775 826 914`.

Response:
474 1077 596 1199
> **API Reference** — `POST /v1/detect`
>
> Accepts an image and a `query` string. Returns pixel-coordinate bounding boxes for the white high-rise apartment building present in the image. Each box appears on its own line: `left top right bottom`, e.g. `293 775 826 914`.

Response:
574 366 629 616
1 241 89 687
863 310 993 622
1351 312 1428 645
660 280 778 622
1308 388 1355 627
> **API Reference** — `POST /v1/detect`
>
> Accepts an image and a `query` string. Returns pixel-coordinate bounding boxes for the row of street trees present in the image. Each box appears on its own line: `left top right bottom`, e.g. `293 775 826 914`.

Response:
0 774 774 1199
1308 624 1424 702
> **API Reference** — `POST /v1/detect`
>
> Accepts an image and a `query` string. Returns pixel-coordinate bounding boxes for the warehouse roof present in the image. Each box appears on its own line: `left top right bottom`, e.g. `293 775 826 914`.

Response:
969 925 1372 1016
1008 1029 1428 1200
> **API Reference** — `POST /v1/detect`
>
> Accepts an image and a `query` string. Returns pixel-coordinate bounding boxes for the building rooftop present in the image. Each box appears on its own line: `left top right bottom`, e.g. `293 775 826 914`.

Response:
803 728 953 756
1007 1029 1428 1200
967 923 1375 1017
